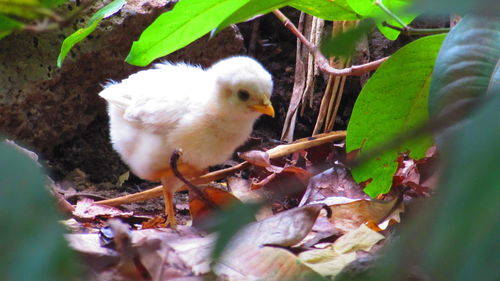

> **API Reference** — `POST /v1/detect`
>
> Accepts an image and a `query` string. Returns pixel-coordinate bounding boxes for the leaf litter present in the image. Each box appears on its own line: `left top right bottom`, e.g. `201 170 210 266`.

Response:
55 132 437 280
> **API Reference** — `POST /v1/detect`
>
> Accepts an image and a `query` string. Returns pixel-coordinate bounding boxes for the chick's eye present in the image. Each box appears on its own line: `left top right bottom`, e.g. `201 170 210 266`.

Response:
237 90 250 101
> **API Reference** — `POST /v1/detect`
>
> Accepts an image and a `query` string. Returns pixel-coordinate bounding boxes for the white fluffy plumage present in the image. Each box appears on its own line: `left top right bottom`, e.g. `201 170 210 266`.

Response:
99 56 274 226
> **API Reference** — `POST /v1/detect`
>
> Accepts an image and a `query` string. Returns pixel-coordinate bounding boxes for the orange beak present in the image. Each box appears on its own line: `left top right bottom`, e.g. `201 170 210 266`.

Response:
250 102 275 118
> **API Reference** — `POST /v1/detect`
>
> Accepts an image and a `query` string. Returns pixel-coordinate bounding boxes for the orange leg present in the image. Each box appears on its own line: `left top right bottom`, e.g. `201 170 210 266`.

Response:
161 177 178 229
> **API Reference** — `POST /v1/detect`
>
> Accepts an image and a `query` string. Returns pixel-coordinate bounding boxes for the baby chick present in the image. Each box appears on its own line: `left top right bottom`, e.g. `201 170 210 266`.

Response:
99 56 274 228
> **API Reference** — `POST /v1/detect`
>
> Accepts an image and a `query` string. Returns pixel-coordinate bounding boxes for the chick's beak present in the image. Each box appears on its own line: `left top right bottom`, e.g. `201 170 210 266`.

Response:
250 101 275 118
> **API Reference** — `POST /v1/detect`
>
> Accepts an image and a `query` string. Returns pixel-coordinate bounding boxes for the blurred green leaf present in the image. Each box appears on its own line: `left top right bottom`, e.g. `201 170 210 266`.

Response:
346 34 445 197
320 20 374 58
347 0 418 40
57 0 126 68
289 0 359 21
428 15 500 116
0 142 79 281
415 0 500 17
0 14 24 39
40 0 66 8
211 202 259 262
126 0 251 66
0 0 52 19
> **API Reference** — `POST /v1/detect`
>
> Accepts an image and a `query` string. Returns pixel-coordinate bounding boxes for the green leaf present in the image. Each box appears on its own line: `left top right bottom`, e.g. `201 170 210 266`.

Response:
347 0 418 40
215 0 289 33
320 20 374 58
428 15 500 117
211 202 259 262
0 0 52 19
0 14 24 39
87 0 126 24
57 18 101 68
126 0 251 66
346 34 446 197
415 0 499 17
289 0 359 21
56 0 126 68
0 142 80 281
40 0 66 8
359 68 500 281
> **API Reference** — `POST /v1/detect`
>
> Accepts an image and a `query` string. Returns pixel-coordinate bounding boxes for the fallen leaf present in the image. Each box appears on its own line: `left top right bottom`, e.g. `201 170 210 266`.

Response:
189 185 240 227
239 150 283 173
211 205 327 280
299 224 385 278
215 245 322 281
299 166 369 207
74 198 133 220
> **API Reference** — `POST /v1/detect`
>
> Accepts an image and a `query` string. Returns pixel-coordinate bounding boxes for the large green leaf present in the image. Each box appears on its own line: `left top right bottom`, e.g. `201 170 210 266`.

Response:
0 14 24 39
354 67 500 281
215 0 290 33
346 34 446 197
415 0 499 17
289 0 359 21
57 0 126 68
429 16 500 116
126 0 250 66
347 0 417 40
0 142 79 281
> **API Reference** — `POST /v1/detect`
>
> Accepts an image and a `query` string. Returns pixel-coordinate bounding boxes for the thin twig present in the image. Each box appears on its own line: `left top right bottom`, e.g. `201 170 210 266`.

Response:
170 149 218 210
272 9 388 77
97 131 347 206
382 22 450 35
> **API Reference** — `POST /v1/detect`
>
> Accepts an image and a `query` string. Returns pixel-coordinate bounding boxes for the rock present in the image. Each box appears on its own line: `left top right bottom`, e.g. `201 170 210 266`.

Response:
0 0 244 182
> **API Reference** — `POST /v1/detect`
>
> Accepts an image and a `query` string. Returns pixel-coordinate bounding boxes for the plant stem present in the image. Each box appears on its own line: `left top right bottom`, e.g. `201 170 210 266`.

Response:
272 9 388 77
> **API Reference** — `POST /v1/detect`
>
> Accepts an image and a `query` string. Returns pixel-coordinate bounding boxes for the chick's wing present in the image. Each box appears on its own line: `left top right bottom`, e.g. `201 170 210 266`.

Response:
101 62 208 133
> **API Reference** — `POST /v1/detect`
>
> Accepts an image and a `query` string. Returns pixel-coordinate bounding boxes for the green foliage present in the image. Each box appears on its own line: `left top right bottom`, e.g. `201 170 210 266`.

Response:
57 0 126 68
40 0 66 8
428 16 500 116
347 0 418 40
0 142 80 281
346 34 445 197
289 0 359 21
0 14 24 39
215 0 290 34
339 15 500 281
210 202 259 262
126 0 254 66
126 0 365 66
320 20 374 58
415 0 499 16
0 0 52 19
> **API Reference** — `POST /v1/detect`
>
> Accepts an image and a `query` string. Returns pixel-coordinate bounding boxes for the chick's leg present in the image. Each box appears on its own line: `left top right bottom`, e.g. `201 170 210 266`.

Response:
160 176 182 229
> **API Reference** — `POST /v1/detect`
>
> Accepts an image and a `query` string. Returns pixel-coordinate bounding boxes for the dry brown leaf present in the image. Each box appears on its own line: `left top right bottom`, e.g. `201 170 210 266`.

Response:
307 196 403 233
227 176 274 221
74 198 133 220
239 150 283 173
298 224 385 278
215 245 322 281
299 166 369 207
328 198 401 233
189 185 240 227
223 204 325 249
